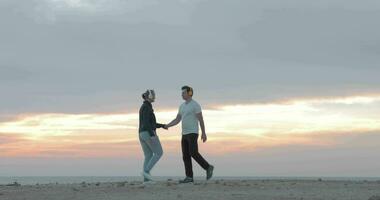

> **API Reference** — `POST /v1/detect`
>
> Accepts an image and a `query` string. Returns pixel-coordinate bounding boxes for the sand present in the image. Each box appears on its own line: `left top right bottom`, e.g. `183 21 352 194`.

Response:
1 179 380 200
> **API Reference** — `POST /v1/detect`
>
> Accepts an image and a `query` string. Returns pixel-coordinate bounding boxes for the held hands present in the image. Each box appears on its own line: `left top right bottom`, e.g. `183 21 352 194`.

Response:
163 124 169 130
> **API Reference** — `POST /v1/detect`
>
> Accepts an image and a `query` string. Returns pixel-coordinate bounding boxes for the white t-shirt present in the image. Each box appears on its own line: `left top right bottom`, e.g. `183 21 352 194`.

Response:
179 99 202 135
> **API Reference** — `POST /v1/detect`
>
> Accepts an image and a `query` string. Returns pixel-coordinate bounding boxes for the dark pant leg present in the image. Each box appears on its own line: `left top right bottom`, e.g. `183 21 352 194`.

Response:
181 135 193 178
187 133 210 170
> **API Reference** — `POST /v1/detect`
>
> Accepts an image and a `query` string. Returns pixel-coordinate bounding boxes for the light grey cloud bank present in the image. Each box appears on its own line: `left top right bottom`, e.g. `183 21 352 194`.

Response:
1 0 379 115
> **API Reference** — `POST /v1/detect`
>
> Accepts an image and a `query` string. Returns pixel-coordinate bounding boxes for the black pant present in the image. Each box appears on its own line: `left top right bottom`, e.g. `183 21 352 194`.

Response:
181 133 210 178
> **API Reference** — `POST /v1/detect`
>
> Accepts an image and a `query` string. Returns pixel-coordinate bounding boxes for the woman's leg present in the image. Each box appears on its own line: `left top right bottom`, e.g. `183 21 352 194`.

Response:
143 134 163 173
139 134 153 173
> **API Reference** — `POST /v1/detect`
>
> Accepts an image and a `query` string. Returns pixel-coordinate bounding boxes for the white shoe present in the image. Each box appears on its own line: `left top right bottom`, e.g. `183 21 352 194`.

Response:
143 180 156 185
141 171 153 181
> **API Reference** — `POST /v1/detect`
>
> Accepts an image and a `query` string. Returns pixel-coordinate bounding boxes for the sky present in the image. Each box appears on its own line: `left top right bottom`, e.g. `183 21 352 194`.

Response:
0 0 380 177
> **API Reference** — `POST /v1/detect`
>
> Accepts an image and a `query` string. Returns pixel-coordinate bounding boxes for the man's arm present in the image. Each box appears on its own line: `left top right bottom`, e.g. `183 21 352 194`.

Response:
165 113 181 129
196 112 207 143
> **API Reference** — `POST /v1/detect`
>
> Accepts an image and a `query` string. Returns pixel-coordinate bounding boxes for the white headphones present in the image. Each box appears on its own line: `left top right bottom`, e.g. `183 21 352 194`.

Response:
146 89 155 100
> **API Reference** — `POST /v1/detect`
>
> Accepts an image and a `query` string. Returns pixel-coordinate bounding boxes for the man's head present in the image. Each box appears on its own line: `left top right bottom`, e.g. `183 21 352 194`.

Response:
142 89 156 102
181 85 193 100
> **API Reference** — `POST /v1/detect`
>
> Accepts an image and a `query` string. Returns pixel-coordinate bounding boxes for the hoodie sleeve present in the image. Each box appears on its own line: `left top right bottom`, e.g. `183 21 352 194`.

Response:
155 123 165 128
141 106 155 137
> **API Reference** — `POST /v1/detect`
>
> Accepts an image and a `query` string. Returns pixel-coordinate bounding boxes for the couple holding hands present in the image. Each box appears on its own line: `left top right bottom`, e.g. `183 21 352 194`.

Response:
138 85 214 184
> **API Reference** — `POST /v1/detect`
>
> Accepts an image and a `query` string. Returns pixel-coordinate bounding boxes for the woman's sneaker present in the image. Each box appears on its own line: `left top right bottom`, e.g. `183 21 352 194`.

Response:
143 180 156 185
179 177 194 184
141 171 153 181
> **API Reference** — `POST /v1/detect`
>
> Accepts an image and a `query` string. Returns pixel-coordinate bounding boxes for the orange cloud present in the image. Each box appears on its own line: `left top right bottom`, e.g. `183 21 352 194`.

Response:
0 94 380 157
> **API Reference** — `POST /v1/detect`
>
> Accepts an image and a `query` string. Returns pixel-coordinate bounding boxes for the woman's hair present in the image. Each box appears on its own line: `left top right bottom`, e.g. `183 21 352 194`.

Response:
142 89 155 100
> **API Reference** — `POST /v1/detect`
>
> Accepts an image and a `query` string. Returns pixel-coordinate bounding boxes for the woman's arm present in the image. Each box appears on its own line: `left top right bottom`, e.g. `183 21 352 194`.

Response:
142 106 155 137
155 123 167 129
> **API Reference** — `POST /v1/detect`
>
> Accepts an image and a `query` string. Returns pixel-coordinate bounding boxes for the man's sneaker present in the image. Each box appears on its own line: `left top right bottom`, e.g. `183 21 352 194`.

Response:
179 177 194 184
141 171 153 181
206 165 214 180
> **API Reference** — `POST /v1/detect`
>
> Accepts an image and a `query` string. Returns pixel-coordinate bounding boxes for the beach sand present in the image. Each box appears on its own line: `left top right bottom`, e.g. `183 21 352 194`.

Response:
1 179 380 200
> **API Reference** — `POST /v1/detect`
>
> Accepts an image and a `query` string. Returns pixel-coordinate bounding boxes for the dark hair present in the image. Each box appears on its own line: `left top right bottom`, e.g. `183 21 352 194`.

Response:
181 85 193 96
142 90 149 100
181 85 192 92
142 90 155 100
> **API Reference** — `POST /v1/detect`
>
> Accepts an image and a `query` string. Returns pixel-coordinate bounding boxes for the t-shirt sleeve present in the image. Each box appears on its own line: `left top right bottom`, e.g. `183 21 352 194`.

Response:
194 102 202 114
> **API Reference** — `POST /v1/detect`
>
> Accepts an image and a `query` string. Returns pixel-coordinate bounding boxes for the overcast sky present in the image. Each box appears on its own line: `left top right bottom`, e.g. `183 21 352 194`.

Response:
1 0 380 177
1 0 380 115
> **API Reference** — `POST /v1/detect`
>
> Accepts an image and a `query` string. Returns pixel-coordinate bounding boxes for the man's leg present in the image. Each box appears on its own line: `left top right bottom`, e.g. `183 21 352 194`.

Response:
187 133 210 170
181 135 193 178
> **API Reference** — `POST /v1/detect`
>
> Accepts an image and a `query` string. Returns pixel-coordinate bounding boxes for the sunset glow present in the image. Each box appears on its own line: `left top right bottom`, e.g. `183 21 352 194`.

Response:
1 95 379 157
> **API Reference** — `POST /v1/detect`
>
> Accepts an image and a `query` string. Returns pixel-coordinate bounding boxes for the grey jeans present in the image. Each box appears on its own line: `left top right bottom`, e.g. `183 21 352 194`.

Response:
139 131 163 173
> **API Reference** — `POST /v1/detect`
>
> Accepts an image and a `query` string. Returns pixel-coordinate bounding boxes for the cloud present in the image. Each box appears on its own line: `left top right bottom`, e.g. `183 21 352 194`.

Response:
239 7 380 67
1 0 380 115
0 133 33 157
211 132 380 177
2 94 380 137
0 113 139 138
32 0 150 22
6 0 202 24
1 0 379 176
1 131 380 176
1 94 380 158
0 133 27 145
0 66 33 83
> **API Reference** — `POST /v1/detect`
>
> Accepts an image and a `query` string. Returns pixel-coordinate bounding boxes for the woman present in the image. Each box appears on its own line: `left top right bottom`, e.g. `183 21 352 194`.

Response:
138 89 167 183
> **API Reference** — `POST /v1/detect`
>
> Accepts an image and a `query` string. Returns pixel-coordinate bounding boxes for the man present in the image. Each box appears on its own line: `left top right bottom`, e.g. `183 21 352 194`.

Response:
165 86 214 183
